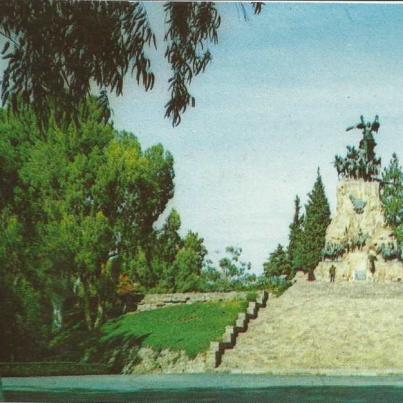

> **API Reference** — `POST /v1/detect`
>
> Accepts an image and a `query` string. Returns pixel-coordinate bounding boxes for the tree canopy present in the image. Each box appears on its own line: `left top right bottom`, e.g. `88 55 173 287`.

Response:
0 1 263 128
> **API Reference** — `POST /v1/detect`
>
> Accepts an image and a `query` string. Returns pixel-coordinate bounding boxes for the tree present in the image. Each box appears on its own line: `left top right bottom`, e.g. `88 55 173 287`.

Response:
0 1 263 127
168 231 208 292
288 195 304 273
0 100 176 335
263 244 292 278
381 153 403 246
294 169 331 278
157 209 183 266
218 246 253 287
0 210 50 361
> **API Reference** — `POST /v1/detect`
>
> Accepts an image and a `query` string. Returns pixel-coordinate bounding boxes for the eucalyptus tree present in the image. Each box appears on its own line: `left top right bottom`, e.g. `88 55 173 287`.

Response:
0 1 263 128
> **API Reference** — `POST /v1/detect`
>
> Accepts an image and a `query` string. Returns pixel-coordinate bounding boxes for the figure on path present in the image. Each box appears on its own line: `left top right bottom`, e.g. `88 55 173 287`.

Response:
329 264 336 283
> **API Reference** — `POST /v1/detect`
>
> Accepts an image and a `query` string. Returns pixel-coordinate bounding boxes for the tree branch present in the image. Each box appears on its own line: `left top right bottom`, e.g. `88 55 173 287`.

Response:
0 30 18 47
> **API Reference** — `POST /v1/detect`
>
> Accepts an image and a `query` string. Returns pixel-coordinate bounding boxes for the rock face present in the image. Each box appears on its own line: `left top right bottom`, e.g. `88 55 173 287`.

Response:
123 347 209 374
314 179 402 282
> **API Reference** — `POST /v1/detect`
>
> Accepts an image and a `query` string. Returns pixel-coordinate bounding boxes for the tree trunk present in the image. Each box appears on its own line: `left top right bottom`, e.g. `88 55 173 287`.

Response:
82 282 93 331
94 295 104 329
51 296 63 331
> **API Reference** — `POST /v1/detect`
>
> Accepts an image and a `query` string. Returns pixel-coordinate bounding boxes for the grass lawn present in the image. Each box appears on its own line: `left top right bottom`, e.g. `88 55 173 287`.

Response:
101 300 248 358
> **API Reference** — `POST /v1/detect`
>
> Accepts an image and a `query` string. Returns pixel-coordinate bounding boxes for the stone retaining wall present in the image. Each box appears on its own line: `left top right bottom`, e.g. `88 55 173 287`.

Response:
136 291 249 312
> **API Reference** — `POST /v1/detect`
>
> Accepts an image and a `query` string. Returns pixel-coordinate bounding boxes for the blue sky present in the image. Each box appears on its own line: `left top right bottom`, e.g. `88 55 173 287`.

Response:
108 3 403 273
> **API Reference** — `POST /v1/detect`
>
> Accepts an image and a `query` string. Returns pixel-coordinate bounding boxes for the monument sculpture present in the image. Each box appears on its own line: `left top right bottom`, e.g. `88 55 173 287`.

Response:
334 115 381 181
314 116 403 282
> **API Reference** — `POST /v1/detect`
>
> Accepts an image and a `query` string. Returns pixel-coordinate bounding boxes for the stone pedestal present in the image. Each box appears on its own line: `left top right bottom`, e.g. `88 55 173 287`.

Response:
314 179 402 282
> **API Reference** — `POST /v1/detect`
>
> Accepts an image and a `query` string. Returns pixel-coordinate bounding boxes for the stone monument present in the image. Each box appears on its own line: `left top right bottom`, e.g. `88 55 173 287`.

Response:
314 116 403 282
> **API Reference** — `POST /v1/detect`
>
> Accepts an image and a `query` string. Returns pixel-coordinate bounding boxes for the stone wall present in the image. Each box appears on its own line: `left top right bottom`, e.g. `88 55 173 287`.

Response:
136 291 249 312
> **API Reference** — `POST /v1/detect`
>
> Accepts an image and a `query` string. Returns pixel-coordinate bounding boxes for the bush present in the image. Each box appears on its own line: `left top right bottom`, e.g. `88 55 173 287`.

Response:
377 243 402 261
322 242 345 260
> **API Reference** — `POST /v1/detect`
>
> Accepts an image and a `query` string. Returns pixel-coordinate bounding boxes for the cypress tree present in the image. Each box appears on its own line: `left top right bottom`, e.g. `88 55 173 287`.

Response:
295 169 331 279
288 195 304 273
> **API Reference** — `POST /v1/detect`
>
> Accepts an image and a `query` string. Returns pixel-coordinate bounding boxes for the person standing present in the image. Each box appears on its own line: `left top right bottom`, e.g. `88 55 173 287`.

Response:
329 264 336 283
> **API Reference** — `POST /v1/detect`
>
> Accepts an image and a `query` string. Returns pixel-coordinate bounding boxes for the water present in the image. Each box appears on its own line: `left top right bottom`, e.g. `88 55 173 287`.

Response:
4 374 403 402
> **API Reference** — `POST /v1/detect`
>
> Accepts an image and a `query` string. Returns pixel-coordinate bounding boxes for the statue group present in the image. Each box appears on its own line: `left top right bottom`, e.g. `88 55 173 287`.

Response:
334 115 381 181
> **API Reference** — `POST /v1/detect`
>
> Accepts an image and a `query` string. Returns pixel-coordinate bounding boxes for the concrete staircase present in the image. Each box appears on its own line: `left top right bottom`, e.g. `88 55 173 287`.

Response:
218 281 403 374
206 291 269 368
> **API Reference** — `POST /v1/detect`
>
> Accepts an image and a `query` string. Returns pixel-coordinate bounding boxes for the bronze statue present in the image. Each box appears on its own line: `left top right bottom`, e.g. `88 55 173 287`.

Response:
346 115 380 162
334 115 381 181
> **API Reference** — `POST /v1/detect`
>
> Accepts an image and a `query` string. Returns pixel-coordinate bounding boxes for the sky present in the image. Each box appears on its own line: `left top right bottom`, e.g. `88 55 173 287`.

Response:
3 3 402 274
106 3 403 273
107 3 403 273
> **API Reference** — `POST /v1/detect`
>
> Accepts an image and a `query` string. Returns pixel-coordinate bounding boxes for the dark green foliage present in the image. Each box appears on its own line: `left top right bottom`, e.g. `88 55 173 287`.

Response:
263 244 292 278
0 1 263 128
293 169 331 277
288 195 304 273
160 230 208 293
381 153 403 247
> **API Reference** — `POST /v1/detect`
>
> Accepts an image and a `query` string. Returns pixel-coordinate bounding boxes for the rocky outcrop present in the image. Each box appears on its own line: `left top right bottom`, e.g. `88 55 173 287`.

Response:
123 347 209 374
314 179 402 282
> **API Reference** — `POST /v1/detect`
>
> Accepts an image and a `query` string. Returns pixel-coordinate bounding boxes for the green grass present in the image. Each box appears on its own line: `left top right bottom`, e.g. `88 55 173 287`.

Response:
246 291 257 302
0 362 111 377
101 300 247 359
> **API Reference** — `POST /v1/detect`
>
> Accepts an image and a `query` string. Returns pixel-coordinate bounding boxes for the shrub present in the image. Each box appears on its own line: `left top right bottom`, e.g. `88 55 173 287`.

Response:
322 242 345 260
377 243 402 261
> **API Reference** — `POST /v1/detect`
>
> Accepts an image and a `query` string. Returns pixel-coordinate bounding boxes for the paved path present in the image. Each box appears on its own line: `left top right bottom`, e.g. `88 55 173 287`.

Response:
219 281 403 373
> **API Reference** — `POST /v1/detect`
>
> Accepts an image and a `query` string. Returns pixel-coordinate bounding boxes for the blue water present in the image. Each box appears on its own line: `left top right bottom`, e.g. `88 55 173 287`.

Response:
4 374 403 402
